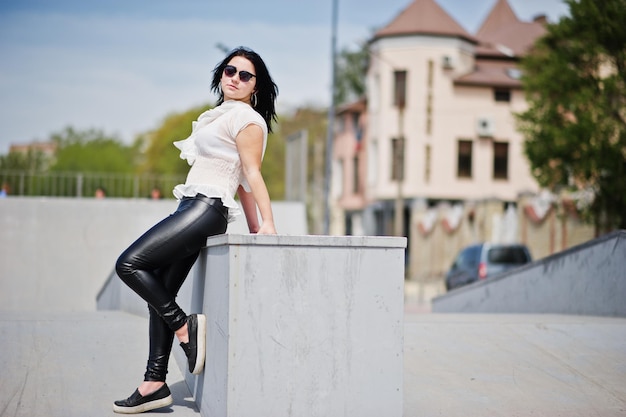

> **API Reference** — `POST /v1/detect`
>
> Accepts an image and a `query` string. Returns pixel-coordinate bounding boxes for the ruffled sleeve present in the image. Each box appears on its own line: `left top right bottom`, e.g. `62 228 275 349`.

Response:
173 106 228 165
173 123 198 165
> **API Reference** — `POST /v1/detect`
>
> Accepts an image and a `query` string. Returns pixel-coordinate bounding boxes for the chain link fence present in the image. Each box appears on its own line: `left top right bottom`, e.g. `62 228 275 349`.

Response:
0 170 185 199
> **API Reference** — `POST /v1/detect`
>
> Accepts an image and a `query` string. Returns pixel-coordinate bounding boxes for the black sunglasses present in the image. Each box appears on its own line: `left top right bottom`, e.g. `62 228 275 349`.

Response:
223 65 256 83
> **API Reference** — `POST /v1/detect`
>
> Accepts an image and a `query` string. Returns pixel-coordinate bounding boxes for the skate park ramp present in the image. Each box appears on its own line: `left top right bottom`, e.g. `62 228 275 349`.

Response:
432 230 626 316
1 198 625 416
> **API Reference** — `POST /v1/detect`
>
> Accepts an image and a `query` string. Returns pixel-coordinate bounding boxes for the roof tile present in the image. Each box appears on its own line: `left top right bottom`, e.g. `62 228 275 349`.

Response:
374 0 476 43
475 0 546 56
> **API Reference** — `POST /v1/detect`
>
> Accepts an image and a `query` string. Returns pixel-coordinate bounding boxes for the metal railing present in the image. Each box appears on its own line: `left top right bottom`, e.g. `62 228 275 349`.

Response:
0 170 185 199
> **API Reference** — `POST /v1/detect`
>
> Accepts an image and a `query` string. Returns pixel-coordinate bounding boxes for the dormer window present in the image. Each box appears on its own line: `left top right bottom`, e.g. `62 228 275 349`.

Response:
494 89 511 102
506 68 522 80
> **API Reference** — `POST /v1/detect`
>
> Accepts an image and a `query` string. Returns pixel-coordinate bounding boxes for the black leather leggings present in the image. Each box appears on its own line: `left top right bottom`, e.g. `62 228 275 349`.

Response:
115 194 228 381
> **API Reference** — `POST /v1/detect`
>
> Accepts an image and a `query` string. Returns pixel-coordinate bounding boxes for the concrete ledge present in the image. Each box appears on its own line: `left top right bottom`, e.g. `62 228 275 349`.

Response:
180 234 407 417
432 230 626 316
203 233 408 247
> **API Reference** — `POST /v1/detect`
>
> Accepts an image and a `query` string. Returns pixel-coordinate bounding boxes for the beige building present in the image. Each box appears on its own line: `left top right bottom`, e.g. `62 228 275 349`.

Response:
331 0 595 282
9 141 57 159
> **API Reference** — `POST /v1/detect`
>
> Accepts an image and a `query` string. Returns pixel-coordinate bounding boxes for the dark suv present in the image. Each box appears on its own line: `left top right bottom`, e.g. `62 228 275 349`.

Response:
445 243 532 291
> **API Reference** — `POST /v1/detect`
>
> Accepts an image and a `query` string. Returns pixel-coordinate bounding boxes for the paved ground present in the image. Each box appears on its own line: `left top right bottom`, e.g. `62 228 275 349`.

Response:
1 309 625 417
403 313 626 417
0 311 198 417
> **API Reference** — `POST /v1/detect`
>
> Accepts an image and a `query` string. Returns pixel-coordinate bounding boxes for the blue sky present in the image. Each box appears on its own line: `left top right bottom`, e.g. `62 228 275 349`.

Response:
0 0 569 153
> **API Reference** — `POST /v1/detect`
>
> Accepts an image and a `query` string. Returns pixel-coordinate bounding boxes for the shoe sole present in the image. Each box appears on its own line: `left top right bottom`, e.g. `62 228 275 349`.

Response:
191 314 207 375
113 395 173 414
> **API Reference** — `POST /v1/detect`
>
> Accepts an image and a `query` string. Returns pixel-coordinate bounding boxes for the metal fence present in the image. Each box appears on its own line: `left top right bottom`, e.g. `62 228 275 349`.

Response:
0 170 186 199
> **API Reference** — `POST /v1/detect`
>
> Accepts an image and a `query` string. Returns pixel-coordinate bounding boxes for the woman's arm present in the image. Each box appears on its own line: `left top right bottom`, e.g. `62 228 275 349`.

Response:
237 185 260 233
236 124 276 235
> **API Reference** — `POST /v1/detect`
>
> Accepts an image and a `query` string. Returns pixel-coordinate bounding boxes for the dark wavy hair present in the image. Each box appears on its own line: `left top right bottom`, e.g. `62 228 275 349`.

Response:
211 46 279 133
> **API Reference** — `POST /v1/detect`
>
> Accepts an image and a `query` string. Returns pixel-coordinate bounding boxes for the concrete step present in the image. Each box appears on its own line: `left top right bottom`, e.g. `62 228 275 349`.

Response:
0 311 199 417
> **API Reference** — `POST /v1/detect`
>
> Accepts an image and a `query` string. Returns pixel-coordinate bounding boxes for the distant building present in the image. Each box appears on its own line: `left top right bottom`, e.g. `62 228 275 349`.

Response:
331 98 368 235
330 0 585 278
9 141 57 159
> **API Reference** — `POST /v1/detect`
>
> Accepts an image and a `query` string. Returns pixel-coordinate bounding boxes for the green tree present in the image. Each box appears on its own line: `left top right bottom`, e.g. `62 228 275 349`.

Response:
334 43 369 105
50 127 139 173
517 0 626 233
0 148 50 196
0 148 49 172
138 104 212 176
262 130 286 200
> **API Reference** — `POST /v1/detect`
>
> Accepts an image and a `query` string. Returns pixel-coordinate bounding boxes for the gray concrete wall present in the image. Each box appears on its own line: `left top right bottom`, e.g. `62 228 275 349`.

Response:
432 230 626 317
0 197 306 312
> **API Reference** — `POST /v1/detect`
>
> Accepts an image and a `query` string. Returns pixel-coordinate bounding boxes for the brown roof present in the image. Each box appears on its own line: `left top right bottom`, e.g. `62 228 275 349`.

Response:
454 60 523 88
475 0 547 56
337 98 367 115
476 0 518 39
373 0 476 43
474 44 508 58
454 0 548 87
483 21 546 56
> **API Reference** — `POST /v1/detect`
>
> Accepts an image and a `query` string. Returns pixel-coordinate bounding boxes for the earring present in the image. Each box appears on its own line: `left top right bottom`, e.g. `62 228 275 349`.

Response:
251 92 258 108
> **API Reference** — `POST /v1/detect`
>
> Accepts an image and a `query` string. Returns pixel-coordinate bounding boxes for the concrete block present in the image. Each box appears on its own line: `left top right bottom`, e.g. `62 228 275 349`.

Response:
192 234 406 417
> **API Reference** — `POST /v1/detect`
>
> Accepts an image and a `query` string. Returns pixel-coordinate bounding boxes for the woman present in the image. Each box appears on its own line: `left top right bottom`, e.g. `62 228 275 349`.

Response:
113 46 278 414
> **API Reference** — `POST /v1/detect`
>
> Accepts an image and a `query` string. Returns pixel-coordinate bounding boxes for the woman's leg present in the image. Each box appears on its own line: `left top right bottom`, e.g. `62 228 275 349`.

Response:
114 197 227 411
144 253 199 383
115 197 227 331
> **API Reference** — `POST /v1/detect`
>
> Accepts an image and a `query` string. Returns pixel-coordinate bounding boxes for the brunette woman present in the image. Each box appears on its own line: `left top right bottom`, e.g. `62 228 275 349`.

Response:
113 46 278 414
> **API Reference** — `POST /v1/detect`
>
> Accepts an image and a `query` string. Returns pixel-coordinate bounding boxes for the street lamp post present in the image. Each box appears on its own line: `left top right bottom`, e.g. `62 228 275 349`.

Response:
323 0 338 235
393 70 406 237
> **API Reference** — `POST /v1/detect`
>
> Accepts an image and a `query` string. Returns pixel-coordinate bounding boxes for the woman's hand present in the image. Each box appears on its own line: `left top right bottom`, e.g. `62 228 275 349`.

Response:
256 221 277 235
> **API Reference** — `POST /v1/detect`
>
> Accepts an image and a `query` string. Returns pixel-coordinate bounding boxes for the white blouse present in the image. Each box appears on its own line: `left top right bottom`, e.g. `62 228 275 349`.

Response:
172 100 268 222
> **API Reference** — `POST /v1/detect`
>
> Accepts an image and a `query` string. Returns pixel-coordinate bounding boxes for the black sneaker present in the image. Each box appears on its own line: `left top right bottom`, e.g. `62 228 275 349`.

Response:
180 313 206 375
113 384 173 414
